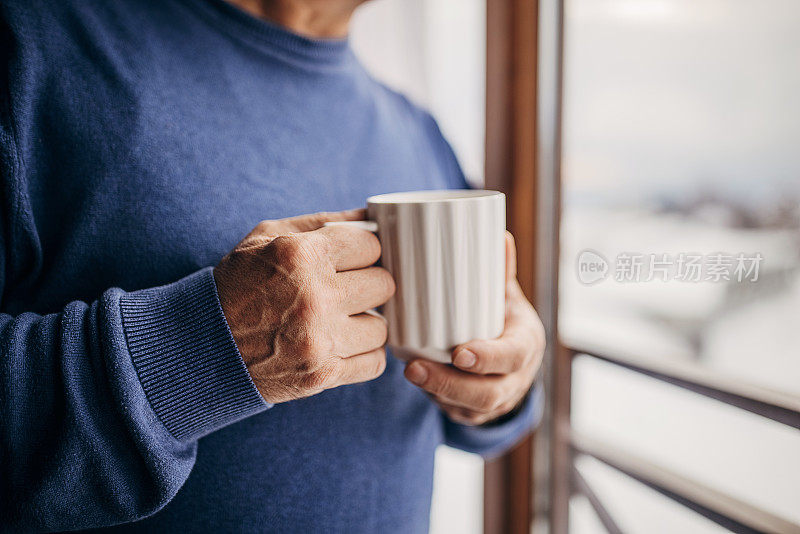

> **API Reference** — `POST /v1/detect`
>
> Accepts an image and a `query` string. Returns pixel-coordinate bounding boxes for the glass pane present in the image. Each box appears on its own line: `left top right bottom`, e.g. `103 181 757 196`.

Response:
560 0 800 396
561 0 800 528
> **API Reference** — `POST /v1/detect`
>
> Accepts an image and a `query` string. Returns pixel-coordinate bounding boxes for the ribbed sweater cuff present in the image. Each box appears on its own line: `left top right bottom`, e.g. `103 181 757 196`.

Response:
119 267 268 441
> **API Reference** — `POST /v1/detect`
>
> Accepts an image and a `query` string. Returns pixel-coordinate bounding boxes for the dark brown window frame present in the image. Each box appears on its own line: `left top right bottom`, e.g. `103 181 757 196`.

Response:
484 0 563 532
483 1 800 533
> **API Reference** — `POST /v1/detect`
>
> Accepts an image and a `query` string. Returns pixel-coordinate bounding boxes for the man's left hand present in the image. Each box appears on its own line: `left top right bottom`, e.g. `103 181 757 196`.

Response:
404 232 545 426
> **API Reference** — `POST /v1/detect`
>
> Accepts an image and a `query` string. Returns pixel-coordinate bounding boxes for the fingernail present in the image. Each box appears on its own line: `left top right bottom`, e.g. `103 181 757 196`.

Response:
406 362 428 385
454 349 477 369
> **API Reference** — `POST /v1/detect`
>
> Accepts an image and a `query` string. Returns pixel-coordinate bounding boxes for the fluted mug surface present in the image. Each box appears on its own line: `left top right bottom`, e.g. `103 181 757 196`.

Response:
367 190 506 363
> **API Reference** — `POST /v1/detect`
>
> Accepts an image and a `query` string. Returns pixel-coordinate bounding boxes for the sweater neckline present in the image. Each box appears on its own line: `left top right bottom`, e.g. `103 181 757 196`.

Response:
180 0 354 68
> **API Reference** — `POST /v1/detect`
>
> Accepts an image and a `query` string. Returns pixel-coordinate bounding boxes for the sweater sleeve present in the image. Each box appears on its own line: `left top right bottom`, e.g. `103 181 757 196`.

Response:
0 15 268 528
0 268 269 532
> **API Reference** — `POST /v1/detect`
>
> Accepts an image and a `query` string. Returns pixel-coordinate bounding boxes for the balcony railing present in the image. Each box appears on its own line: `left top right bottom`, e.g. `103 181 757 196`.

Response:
558 347 800 534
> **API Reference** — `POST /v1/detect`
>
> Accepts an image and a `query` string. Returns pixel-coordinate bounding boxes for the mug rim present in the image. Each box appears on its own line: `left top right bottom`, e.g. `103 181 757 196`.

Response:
367 189 503 205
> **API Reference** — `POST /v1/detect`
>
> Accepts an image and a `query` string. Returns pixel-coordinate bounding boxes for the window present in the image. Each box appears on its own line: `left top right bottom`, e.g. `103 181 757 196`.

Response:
486 0 800 532
562 0 800 532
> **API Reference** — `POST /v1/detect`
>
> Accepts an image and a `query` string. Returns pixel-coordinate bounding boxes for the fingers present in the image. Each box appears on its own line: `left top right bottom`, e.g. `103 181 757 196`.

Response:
404 360 511 412
334 312 388 357
280 209 367 233
334 267 396 315
335 347 387 386
317 224 382 271
505 231 517 282
248 210 367 241
451 281 545 375
436 402 496 426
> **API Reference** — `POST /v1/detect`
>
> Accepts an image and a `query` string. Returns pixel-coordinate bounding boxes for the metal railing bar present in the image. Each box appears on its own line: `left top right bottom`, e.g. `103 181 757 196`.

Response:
571 431 800 534
571 464 624 534
567 347 800 430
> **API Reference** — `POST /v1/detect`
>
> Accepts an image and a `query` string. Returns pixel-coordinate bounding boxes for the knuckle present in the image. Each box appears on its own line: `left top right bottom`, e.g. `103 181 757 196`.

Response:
370 352 387 378
450 409 482 426
537 333 547 355
255 219 274 234
466 413 486 426
532 316 547 352
366 233 382 259
302 366 335 390
507 337 533 370
268 235 298 260
507 351 525 373
268 235 310 269
497 400 517 415
305 334 330 360
293 358 316 375
433 375 452 396
295 290 324 323
376 320 389 346
363 316 389 347
447 409 469 424
291 326 329 360
528 322 546 353
480 386 505 412
377 267 396 297
312 211 331 224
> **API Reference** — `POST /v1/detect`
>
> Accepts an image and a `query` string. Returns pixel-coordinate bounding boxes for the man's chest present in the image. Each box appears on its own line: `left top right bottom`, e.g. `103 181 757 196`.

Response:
24 86 453 309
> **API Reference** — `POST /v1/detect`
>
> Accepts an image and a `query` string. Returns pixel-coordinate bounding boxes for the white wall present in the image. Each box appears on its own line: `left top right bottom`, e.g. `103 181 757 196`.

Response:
351 0 486 185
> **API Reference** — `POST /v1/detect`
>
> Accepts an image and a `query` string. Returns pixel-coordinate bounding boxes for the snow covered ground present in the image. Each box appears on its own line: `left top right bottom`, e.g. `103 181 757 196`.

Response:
562 206 800 531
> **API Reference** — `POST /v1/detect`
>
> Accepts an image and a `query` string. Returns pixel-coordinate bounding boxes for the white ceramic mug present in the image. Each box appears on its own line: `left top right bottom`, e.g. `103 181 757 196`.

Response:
329 190 506 363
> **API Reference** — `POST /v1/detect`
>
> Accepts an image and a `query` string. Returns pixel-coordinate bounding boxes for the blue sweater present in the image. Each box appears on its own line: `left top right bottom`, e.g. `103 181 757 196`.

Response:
0 1 542 532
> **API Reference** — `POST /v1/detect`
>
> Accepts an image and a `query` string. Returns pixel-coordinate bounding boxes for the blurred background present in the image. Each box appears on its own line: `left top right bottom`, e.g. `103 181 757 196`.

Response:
351 0 800 532
561 2 800 531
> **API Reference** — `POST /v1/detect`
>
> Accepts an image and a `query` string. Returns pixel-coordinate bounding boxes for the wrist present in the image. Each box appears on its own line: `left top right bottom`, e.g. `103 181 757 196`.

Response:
481 389 531 427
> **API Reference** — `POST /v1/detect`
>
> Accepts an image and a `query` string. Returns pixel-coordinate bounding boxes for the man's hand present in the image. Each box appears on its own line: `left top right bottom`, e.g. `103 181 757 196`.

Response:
403 233 545 425
214 210 396 404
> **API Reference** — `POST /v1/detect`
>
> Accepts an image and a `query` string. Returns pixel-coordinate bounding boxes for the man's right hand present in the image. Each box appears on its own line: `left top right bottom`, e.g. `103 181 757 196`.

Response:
213 210 395 404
